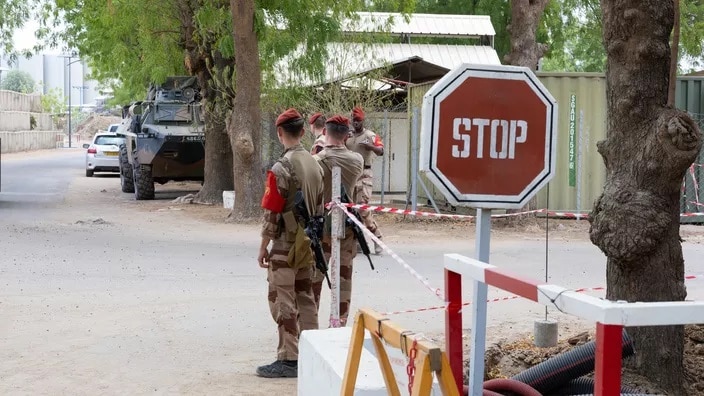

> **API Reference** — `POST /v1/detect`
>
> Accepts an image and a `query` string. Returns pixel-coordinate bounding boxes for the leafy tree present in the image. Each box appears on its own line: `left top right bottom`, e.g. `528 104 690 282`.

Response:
226 0 413 218
50 0 235 204
39 86 66 115
542 0 704 73
591 0 702 393
0 0 32 60
39 85 67 129
0 69 36 93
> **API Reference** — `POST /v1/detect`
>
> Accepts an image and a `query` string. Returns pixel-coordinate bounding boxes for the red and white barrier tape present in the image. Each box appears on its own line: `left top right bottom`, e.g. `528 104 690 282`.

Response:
329 203 704 220
332 202 444 300
381 287 608 316
380 278 704 316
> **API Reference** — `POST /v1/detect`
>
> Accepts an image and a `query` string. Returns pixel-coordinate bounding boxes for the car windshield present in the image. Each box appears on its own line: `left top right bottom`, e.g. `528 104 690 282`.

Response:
94 136 124 146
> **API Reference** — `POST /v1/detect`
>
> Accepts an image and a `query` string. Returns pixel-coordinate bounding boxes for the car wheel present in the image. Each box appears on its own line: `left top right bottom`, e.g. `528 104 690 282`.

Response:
86 169 94 177
119 144 135 193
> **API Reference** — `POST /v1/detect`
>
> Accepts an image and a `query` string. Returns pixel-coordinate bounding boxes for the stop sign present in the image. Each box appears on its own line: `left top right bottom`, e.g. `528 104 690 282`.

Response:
419 64 557 209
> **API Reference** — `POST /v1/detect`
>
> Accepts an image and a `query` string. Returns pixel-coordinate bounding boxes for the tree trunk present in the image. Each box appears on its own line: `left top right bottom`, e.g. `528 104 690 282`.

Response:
504 0 550 69
180 0 234 204
590 1 702 393
505 0 550 213
197 99 234 203
229 0 263 220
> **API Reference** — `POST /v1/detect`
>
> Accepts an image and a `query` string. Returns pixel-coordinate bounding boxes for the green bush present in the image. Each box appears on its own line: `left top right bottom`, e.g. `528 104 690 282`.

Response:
0 70 36 94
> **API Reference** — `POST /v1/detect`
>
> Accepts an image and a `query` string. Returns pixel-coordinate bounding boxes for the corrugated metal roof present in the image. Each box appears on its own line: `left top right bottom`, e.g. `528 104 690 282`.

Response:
342 12 496 37
274 43 501 87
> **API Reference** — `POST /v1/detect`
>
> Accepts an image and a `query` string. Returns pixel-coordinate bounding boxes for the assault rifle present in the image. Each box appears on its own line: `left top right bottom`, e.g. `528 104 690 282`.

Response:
340 186 375 270
294 190 331 289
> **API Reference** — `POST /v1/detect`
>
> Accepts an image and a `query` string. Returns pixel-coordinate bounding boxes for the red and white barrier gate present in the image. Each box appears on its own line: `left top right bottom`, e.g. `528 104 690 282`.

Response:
444 253 704 396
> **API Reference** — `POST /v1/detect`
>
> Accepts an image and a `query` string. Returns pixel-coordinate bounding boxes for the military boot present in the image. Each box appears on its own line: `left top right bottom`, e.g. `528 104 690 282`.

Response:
255 360 297 378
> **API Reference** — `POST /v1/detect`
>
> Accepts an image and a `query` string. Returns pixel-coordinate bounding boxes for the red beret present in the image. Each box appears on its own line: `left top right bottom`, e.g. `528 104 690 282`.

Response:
351 106 365 121
308 112 324 125
276 108 303 127
326 115 349 127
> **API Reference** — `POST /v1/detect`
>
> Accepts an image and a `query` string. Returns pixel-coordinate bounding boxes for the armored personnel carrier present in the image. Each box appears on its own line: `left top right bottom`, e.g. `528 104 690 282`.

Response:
116 76 205 200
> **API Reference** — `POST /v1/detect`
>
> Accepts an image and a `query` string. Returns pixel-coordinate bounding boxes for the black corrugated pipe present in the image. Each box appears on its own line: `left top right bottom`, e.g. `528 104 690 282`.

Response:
510 329 635 394
548 376 639 395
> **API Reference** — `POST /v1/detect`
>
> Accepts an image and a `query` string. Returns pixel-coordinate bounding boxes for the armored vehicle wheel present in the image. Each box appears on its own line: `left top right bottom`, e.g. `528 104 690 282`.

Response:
133 163 155 200
85 169 94 177
119 144 135 193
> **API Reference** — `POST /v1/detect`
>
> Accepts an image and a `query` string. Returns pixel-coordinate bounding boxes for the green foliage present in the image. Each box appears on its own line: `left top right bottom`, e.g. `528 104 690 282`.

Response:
68 110 89 134
51 0 187 104
541 0 704 73
39 84 67 129
0 0 32 60
0 69 36 93
40 86 67 115
679 0 704 71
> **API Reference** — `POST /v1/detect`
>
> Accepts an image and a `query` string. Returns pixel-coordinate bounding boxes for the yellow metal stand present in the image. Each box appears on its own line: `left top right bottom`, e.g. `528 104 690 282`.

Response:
340 308 461 396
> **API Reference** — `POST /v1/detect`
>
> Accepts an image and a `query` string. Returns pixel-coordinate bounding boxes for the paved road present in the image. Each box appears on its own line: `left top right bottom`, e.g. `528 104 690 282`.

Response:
0 149 86 219
2 149 704 395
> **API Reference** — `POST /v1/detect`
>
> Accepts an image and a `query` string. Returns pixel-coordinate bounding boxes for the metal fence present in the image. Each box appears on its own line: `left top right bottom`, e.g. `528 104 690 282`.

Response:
681 113 704 223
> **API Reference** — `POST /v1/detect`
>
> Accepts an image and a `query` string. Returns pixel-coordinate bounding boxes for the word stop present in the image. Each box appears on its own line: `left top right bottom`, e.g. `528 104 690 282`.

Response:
451 118 528 159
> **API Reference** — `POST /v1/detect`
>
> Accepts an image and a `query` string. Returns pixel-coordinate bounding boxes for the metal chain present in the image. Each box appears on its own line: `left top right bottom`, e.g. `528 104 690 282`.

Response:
406 339 418 395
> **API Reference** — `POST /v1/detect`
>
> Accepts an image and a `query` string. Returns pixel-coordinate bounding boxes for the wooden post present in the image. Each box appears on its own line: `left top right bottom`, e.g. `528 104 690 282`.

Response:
411 351 434 396
340 311 365 395
330 166 342 327
370 332 401 396
340 308 461 396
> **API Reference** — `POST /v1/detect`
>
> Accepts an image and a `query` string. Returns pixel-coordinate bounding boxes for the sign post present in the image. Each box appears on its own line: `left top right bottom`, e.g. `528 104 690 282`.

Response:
419 63 558 395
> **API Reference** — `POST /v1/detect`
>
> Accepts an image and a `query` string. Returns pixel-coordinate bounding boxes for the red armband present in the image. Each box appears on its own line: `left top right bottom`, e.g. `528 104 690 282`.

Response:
261 170 286 212
373 134 384 147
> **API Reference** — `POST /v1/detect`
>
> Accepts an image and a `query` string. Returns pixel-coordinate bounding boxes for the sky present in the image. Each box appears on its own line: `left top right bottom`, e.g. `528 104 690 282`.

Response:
12 19 64 55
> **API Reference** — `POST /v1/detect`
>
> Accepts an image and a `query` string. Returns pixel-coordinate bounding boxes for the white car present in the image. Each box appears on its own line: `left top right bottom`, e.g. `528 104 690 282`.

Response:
83 132 125 177
107 123 120 133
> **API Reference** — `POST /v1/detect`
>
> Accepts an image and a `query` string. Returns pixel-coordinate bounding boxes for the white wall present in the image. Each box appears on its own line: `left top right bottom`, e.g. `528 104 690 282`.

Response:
0 89 61 153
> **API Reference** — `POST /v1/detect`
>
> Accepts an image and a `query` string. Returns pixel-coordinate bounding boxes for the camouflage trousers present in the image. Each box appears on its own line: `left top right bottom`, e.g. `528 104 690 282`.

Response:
267 238 318 361
355 170 382 239
311 228 358 326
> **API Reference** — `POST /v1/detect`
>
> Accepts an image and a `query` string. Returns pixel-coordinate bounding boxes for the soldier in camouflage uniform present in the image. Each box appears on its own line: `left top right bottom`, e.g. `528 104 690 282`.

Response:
311 115 364 326
256 108 324 378
346 106 384 254
308 112 327 155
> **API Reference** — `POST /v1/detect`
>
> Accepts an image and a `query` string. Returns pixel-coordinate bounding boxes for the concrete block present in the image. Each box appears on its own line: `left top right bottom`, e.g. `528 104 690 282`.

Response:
0 111 30 131
534 319 558 347
298 327 442 395
0 130 61 153
0 90 38 112
223 191 235 209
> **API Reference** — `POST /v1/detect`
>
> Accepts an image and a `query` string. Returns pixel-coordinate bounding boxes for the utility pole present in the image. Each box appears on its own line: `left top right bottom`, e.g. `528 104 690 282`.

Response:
60 51 80 148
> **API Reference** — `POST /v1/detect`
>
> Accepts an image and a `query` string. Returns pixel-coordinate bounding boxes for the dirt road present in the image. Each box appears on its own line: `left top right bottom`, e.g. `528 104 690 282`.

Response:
2 149 704 395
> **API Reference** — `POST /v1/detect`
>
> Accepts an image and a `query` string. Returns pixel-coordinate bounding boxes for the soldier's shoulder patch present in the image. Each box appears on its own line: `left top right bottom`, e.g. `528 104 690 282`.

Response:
261 170 286 213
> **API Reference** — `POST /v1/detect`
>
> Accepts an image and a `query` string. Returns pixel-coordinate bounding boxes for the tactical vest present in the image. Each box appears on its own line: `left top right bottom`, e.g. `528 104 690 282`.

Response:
345 129 378 168
276 146 323 269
